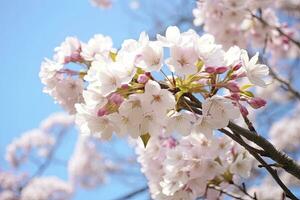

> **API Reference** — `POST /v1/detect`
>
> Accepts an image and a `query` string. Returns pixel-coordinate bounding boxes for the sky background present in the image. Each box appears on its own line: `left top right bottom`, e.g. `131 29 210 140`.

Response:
0 0 157 199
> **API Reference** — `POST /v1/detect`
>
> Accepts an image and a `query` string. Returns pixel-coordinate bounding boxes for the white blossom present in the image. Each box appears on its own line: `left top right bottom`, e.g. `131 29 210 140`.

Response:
241 50 269 87
21 177 73 200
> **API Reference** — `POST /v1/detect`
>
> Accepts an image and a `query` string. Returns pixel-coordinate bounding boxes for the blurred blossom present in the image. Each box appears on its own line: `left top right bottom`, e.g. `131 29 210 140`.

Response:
68 136 107 189
20 177 73 200
5 129 55 168
90 0 112 9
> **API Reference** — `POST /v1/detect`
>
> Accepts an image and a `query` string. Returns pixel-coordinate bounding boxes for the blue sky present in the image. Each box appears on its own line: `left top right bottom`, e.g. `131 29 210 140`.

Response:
0 0 151 199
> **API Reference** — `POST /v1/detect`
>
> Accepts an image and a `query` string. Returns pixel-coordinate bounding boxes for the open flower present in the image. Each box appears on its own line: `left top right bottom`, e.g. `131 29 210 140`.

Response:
241 50 269 87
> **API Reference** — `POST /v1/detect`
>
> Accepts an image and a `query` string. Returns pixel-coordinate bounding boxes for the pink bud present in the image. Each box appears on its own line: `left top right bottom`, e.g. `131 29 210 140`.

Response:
205 66 216 73
145 72 151 77
237 72 247 78
162 137 177 148
233 63 242 71
137 74 149 84
239 105 249 117
248 97 267 109
230 74 238 80
97 107 108 117
109 93 124 106
64 56 71 64
121 84 129 89
231 93 240 101
225 81 240 93
215 66 228 74
70 52 82 62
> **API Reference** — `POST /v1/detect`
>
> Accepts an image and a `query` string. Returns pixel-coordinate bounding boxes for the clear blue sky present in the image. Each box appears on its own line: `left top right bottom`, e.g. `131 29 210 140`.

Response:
0 0 151 199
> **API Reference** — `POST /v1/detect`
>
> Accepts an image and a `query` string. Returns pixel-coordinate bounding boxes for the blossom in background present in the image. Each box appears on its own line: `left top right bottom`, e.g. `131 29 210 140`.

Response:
68 136 107 189
90 0 112 9
20 177 73 200
192 0 300 62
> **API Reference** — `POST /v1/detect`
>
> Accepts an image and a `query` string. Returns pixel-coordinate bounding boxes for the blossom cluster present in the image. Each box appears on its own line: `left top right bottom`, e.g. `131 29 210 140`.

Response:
5 113 74 168
40 26 269 142
136 134 253 199
20 177 73 200
38 26 272 199
193 0 300 62
68 136 107 189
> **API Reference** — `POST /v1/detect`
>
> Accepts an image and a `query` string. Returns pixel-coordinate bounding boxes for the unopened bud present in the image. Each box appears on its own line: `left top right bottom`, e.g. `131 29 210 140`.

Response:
226 81 240 92
233 63 242 71
162 137 177 148
137 74 149 84
121 84 129 89
231 93 240 101
215 66 228 74
109 93 124 106
97 107 108 117
248 97 267 109
239 105 249 117
205 66 215 73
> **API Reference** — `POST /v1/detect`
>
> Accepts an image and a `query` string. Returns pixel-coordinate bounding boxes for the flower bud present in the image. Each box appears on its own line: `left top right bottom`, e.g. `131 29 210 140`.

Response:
109 93 124 106
70 52 82 62
225 81 240 92
233 63 242 71
231 93 240 101
121 84 129 89
97 107 108 117
239 105 249 117
137 74 149 84
248 97 267 109
215 66 228 74
145 72 151 77
162 137 177 148
205 66 215 73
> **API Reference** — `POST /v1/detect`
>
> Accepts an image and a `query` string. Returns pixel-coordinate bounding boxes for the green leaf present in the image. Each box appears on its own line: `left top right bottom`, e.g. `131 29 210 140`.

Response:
240 84 254 91
196 60 204 72
222 170 233 183
109 51 117 61
175 90 186 101
140 133 151 148
241 90 254 97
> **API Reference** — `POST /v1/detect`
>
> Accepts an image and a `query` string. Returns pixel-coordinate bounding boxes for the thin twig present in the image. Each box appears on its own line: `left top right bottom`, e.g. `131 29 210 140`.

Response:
250 12 300 48
113 186 148 200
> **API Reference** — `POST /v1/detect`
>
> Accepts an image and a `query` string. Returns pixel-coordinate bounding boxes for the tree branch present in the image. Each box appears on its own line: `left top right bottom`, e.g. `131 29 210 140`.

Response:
250 12 300 48
220 128 298 200
113 186 148 200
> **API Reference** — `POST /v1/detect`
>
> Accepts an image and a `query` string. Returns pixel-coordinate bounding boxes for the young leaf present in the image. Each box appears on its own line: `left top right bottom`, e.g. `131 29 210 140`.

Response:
140 133 151 148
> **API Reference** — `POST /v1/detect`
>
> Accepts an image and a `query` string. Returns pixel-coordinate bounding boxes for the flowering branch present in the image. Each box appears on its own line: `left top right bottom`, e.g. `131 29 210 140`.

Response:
219 127 297 200
20 127 68 190
207 184 251 200
39 26 299 199
250 11 300 49
268 66 300 101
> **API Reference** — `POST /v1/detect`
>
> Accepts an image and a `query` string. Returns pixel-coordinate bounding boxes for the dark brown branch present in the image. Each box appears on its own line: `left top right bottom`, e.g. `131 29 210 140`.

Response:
220 129 298 200
268 67 300 100
207 184 248 200
179 93 300 196
227 122 300 181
